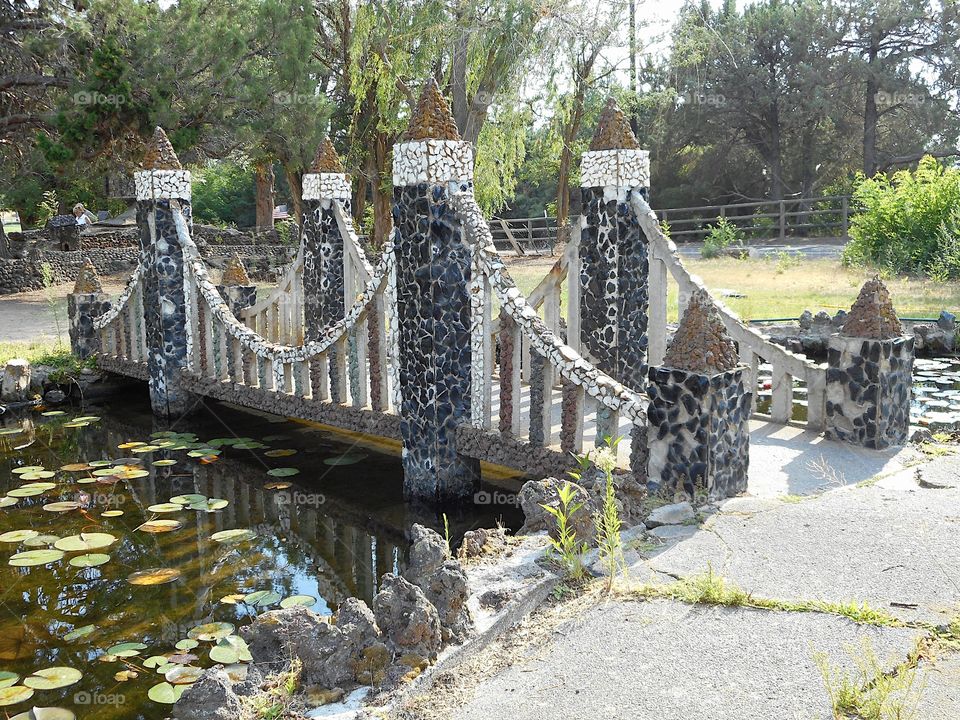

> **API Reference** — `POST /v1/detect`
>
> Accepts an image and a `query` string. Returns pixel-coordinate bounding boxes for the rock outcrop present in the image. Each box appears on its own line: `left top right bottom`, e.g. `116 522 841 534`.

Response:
373 573 443 660
841 276 904 339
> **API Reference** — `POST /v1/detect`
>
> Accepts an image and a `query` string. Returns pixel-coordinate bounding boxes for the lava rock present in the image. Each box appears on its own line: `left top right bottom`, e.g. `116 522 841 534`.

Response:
171 668 243 720
43 389 67 404
402 525 473 643
459 527 508 559
645 501 695 528
1 359 31 402
518 476 599 541
373 573 442 660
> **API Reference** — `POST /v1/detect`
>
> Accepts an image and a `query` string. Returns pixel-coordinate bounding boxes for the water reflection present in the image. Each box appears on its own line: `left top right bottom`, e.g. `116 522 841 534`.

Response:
0 395 523 719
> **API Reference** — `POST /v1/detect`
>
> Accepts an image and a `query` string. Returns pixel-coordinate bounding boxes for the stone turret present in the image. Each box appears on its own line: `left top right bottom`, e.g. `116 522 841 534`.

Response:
216 254 256 318
221 253 251 287
142 126 182 170
73 259 103 294
840 275 903 340
68 259 110 360
311 137 345 174
589 97 640 151
402 79 461 142
647 288 750 501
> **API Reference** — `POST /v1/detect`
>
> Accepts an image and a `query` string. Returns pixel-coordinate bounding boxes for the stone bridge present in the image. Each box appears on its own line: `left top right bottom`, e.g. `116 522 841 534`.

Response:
68 84 914 505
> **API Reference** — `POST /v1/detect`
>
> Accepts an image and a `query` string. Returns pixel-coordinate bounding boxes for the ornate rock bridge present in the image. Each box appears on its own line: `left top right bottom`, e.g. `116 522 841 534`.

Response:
69 86 911 504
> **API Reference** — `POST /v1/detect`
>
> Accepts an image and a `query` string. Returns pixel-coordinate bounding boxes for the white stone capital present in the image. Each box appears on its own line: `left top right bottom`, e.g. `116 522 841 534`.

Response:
392 140 473 186
580 148 650 189
302 172 351 201
135 170 192 201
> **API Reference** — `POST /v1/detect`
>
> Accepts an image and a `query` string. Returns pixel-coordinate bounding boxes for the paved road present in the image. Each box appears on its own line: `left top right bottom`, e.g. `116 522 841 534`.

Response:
675 239 846 260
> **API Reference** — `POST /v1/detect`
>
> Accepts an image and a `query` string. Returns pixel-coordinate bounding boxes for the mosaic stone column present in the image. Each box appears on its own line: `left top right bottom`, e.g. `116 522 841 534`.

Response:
825 277 914 449
647 289 750 501
579 98 651 392
216 254 257 317
67 259 111 360
302 138 352 401
135 127 195 419
391 80 480 502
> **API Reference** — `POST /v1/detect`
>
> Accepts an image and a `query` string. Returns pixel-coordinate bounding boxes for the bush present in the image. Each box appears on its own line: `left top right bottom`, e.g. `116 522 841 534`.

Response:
843 156 960 279
702 216 745 258
192 161 256 228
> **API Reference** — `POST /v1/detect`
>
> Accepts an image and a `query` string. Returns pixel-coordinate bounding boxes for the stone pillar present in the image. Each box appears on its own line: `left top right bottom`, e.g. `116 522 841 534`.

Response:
135 126 195 419
216 253 257 316
579 97 651 390
826 277 913 449
391 79 480 502
302 138 352 402
67 259 111 360
647 289 750 501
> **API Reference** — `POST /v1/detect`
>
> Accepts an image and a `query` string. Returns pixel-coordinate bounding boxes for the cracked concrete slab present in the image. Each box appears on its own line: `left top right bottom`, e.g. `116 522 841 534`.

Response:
638 471 960 625
450 599 923 720
914 651 960 719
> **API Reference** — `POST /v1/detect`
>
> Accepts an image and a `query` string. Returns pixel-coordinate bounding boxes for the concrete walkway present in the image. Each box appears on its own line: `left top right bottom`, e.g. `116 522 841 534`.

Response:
393 453 960 720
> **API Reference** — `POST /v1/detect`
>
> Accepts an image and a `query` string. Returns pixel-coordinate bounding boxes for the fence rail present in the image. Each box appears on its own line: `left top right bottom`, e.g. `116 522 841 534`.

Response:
488 215 559 255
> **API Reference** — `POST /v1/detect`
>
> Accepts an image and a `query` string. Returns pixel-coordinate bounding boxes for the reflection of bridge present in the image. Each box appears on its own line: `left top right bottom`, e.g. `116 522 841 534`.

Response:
72 87 832 505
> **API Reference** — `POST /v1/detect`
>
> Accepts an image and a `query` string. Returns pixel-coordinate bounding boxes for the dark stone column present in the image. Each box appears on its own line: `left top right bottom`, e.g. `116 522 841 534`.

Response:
391 80 480 503
67 259 110 360
135 127 195 419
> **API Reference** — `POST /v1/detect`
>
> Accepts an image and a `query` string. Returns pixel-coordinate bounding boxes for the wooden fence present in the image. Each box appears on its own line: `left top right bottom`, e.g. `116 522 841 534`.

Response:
488 215 560 255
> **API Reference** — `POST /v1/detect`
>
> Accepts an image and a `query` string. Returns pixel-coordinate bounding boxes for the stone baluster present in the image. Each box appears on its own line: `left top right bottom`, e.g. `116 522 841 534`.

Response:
647 288 751 501
302 137 352 402
67 259 111 360
825 277 913 449
135 126 195 418
391 79 480 502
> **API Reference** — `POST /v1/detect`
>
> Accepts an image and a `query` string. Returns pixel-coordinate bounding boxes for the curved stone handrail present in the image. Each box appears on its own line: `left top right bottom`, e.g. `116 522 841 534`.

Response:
92 263 145 331
450 186 647 421
332 202 375 283
631 194 824 379
173 208 394 365
239 247 304 319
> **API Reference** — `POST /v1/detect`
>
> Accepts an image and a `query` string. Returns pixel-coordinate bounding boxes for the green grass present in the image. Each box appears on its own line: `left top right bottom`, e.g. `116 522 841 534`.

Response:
2 222 21 233
0 341 95 381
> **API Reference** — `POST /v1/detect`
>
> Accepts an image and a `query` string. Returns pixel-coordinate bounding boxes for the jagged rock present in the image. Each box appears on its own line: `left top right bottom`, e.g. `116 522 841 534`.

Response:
589 97 640 151
645 501 695 528
663 289 739 374
72 259 103 293
402 525 473 643
44 389 67 404
938 310 956 332
911 428 934 444
1 359 31 402
142 126 182 170
406 524 448 580
220 253 251 286
352 642 391 685
170 668 243 720
832 309 848 327
798 310 813 329
841 276 903 339
312 137 345 173
241 606 354 688
518 476 599 542
402 78 460 142
459 527 508 559
373 573 442 660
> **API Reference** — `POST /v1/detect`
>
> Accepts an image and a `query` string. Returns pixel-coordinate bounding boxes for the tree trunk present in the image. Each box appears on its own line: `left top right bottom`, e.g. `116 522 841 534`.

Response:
0 220 9 259
255 162 275 231
370 132 393 250
862 50 879 176
556 86 588 230
284 165 303 229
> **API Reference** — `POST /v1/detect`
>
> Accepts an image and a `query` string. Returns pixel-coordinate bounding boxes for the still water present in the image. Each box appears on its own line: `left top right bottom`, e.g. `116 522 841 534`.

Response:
0 392 522 719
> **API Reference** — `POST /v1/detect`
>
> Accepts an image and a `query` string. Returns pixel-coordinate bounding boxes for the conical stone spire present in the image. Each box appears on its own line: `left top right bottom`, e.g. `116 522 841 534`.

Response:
72 258 103 294
221 253 251 286
841 276 903 339
311 137 345 173
664 289 739 374
590 97 640 151
142 127 182 170
402 79 461 142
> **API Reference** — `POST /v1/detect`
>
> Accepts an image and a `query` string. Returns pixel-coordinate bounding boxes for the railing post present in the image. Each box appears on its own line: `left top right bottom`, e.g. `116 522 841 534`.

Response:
67 259 111 360
135 127 195 418
841 196 849 240
779 199 786 240
302 137 352 400
578 97 650 391
391 80 480 502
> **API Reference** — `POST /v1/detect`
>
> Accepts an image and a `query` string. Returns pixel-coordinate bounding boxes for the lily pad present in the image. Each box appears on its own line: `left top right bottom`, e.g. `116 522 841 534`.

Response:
146 503 183 513
101 510 124 518
112 468 150 480
233 441 266 450
9 549 64 567
264 449 297 457
40 411 65 417
143 655 170 669
152 459 177 467
22 667 82 690
63 625 95 642
11 467 43 475
10 707 76 720
62 422 89 429
22 535 59 548
187 622 235 642
169 494 206 505
175 639 199 651
164 665 204 685
73 416 100 423
127 568 181 585
243 590 281 607
59 463 92 472
280 595 317 609
87 460 112 467
323 454 365 466
0 530 39 543
266 467 299 477
189 499 228 512
42 502 80 513
219 594 246 605
54 533 117 552
0 497 17 509
209 635 252 664
19 471 55 480
136 520 182 534
130 445 161 454
211 528 257 544
0 428 24 437
117 441 145 450
263 481 291 490
147 681 187 704
0 685 33 706
106 642 147 657
69 553 110 568
0 672 18 689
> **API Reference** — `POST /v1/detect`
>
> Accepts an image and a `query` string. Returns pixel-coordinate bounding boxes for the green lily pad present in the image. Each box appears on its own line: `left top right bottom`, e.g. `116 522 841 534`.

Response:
264 449 297 457
146 503 183 513
63 625 95 642
151 431 178 438
7 486 49 498
11 467 43 475
189 498 228 512
10 706 76 719
0 428 24 437
211 528 257 544
22 535 59 548
323 453 365 466
87 460 112 467
209 635 251 664
0 685 33 706
147 682 187 704
0 530 39 543
187 622 235 642
40 411 65 417
92 468 121 477
143 655 170 669
266 467 299 477
233 441 266 450
0 497 18 508
130 445 161 454
175 639 199 651
0 672 18 689
243 590 281 607
106 642 147 657
42 501 80 513
54 533 117 552
22 667 82 690
69 553 110 568
19 470 55 480
101 510 124 517
73 416 100 423
187 448 221 458
61 422 89 429
9 549 64 567
280 595 317 609
169 494 206 505
152 459 177 467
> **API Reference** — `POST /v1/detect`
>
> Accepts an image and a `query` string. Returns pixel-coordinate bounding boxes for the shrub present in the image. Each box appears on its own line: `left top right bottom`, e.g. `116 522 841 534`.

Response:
191 161 256 228
702 216 745 258
843 156 960 279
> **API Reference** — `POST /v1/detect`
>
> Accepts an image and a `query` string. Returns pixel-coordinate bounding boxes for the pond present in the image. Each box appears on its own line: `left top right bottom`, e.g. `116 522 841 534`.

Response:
754 357 960 429
0 394 523 719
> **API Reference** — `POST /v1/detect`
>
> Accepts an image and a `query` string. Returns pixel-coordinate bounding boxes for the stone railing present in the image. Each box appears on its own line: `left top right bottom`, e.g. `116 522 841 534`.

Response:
91 265 148 364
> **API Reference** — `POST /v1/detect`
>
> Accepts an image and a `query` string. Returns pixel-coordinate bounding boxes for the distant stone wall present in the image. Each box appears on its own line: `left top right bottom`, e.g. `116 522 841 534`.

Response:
0 247 139 295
